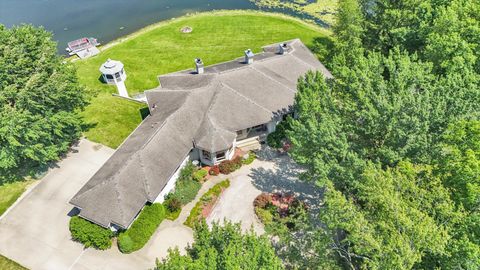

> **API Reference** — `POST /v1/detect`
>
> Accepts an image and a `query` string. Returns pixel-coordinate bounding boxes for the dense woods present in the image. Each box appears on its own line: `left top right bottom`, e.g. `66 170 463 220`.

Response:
279 0 480 269
0 25 86 181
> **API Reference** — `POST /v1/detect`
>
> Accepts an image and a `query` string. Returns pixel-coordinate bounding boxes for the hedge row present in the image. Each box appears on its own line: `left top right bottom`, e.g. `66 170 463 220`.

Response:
118 203 166 253
185 179 230 228
69 216 113 250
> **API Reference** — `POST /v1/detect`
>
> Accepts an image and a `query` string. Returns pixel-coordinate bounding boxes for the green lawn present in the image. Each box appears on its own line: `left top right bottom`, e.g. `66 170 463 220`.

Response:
250 0 338 25
0 180 34 216
76 10 331 148
0 255 28 270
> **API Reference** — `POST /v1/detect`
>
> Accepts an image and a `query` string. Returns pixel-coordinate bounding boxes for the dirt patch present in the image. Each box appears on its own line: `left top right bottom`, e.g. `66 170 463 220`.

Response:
180 26 192 33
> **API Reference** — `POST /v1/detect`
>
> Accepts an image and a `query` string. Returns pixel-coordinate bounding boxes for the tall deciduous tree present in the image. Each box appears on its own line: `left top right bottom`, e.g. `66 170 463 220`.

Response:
332 0 365 68
155 221 283 270
0 25 86 180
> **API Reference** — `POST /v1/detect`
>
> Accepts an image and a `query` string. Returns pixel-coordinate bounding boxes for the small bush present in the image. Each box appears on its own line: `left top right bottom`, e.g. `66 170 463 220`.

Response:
118 203 166 253
267 132 283 148
267 119 292 148
254 193 272 208
165 207 181 220
69 216 113 250
165 197 182 212
219 157 242 174
178 162 195 182
185 179 230 227
171 179 202 205
209 165 220 175
255 207 274 225
193 169 208 182
242 152 256 165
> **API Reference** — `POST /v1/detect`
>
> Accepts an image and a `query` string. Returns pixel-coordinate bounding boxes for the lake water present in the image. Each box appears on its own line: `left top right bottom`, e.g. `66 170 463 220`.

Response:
0 0 257 53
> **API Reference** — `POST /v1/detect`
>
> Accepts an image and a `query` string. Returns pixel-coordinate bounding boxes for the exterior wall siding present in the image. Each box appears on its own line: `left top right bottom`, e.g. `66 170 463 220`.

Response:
153 154 190 203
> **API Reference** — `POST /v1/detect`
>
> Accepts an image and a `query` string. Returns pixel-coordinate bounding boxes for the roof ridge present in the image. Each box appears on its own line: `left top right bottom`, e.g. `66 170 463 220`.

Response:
112 175 127 225
249 65 296 93
138 153 152 199
140 79 215 150
221 82 273 115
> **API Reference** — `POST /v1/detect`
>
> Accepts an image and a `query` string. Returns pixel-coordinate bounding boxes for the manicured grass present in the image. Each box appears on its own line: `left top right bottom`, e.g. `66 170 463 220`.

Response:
0 255 27 270
81 93 146 149
251 0 338 25
75 10 331 148
0 180 34 216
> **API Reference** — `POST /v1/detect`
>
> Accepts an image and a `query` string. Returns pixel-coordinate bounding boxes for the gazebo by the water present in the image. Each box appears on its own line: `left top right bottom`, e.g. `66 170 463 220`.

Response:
99 59 128 97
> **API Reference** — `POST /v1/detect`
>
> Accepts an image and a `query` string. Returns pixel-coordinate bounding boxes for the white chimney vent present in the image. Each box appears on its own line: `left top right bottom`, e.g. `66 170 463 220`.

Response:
278 43 289 55
244 49 254 64
195 58 204 74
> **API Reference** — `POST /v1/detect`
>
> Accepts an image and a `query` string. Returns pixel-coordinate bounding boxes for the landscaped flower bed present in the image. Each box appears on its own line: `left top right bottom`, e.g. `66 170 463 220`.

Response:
163 162 204 220
184 179 230 228
217 151 256 175
254 192 307 230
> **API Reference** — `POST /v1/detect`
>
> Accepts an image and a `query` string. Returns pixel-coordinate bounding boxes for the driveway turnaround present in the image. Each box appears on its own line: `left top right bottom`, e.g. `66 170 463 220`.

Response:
207 148 323 234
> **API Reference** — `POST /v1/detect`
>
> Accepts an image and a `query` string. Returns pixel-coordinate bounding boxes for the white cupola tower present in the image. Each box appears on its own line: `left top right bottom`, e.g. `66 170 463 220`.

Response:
99 59 128 97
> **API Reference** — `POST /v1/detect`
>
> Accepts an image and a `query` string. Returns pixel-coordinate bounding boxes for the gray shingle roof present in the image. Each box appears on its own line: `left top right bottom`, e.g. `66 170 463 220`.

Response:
70 39 332 228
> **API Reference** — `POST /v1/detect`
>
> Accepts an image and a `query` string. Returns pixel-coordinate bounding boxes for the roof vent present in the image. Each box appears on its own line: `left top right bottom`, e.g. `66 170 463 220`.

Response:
278 43 289 55
195 58 204 74
244 49 254 64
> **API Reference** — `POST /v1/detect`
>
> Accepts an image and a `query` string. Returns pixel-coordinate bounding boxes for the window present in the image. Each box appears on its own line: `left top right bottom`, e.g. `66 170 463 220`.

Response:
115 72 121 79
251 124 266 132
202 150 211 161
216 152 226 160
106 74 113 79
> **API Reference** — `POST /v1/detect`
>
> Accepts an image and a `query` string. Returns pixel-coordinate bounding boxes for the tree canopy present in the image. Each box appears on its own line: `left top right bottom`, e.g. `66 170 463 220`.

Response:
274 0 480 269
0 25 86 180
155 221 283 270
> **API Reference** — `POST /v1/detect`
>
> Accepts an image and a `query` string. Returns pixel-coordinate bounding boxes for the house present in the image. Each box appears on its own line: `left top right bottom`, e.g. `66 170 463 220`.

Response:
69 39 332 230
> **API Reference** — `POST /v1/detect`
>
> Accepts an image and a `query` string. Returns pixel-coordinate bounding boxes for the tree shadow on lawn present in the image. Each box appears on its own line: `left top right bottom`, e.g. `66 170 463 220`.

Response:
249 147 324 217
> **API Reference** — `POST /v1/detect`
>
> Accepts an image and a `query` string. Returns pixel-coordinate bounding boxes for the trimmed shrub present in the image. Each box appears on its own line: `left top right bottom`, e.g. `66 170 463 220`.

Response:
242 151 256 165
255 207 274 225
232 156 243 167
118 203 166 253
69 216 113 250
165 197 182 213
185 179 230 227
267 132 283 148
193 168 208 182
209 165 220 176
266 119 292 148
253 193 272 208
219 157 242 174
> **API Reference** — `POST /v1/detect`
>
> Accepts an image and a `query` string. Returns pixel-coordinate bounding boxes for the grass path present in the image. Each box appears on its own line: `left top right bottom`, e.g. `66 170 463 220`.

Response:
0 255 27 270
0 180 34 217
76 10 331 148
